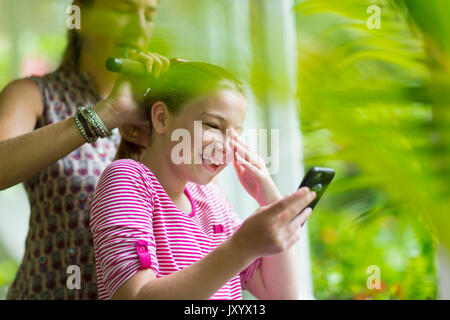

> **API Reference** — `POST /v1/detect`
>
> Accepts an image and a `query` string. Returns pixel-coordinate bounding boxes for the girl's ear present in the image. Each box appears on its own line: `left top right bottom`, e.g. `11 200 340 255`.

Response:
151 101 169 134
119 124 150 147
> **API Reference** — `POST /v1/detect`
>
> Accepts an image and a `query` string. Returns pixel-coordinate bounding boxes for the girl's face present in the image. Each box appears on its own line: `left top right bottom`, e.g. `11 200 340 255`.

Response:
160 89 247 185
81 0 158 64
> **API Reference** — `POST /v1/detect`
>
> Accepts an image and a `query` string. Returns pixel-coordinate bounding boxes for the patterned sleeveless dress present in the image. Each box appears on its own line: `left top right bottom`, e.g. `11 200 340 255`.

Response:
6 63 121 300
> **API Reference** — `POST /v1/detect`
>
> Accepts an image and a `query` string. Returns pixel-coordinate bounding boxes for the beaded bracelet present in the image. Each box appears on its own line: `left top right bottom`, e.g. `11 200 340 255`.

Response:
74 106 112 144
83 107 112 138
75 108 96 143
78 110 97 142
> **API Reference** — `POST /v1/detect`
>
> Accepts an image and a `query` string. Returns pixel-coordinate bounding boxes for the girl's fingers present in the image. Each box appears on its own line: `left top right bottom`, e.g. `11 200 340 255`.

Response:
231 139 250 162
233 154 245 176
285 207 313 247
234 152 260 177
286 227 303 249
229 128 249 148
268 188 315 222
289 206 313 229
229 129 266 169
230 138 261 169
230 129 256 159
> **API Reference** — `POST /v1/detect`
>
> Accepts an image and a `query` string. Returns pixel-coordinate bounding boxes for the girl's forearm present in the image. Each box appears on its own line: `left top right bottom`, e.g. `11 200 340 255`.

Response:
134 236 255 300
259 244 301 300
256 188 301 299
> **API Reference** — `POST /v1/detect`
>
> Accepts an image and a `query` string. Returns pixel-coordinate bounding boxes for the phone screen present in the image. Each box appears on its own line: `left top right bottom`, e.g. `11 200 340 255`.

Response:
298 167 335 210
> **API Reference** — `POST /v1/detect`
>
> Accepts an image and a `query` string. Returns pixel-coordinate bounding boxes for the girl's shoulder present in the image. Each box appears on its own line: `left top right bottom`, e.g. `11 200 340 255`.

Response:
99 159 157 192
103 158 150 177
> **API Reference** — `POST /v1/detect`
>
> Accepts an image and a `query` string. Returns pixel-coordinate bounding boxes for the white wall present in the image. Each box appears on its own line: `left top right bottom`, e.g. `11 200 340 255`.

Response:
438 244 450 299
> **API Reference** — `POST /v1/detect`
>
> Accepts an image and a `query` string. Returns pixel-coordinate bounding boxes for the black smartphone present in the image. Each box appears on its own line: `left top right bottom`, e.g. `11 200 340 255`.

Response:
298 166 335 210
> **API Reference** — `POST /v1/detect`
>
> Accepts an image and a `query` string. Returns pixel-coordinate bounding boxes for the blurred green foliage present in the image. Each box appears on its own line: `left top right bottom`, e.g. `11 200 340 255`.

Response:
0 260 18 286
294 0 449 299
309 206 436 299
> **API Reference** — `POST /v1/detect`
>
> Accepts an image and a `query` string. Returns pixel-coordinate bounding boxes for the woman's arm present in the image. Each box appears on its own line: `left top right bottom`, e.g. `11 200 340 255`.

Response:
0 79 118 190
0 52 169 190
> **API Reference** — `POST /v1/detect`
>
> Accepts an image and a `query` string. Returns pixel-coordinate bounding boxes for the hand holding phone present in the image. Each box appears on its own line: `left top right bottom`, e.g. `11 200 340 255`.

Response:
299 167 335 211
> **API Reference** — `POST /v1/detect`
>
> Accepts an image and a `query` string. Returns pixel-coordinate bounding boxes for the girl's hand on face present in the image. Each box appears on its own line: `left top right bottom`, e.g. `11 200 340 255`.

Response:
229 129 282 206
99 49 171 130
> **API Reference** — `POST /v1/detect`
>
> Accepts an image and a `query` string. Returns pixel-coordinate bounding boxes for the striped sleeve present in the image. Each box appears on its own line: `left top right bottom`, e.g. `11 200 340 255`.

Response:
89 160 159 298
208 183 262 290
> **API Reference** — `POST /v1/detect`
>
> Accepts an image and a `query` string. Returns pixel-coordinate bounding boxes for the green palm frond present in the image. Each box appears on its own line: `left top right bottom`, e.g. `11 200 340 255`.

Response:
294 0 450 247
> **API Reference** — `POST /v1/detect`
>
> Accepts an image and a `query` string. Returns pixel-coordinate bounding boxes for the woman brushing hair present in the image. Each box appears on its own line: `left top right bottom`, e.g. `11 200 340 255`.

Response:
90 61 316 300
0 0 170 299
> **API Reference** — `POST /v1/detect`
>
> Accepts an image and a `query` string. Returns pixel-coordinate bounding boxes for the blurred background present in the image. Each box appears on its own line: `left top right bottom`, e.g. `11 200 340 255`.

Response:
0 0 449 300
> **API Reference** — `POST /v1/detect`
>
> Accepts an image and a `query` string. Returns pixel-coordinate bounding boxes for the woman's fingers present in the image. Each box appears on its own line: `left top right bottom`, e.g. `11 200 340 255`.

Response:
154 52 171 74
126 49 153 74
140 51 161 78
150 53 163 78
171 57 189 63
139 52 154 74
126 49 170 79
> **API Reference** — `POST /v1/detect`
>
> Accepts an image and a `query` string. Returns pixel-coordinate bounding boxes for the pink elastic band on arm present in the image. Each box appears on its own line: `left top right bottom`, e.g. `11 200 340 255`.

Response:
136 240 152 269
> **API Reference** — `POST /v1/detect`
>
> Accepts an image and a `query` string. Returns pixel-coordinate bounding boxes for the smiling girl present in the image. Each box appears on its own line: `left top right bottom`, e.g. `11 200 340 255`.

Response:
89 61 316 300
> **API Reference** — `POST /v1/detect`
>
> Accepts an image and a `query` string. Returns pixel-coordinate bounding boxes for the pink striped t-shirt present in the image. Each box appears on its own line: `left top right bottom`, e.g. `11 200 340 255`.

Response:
89 159 261 300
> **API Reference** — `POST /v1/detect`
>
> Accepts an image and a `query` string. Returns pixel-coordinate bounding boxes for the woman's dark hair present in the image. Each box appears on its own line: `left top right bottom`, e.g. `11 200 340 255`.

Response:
60 0 93 69
114 61 245 161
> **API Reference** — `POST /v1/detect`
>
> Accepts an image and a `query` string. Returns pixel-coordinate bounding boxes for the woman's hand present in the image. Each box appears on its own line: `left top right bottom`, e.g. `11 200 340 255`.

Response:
95 50 171 131
229 129 282 206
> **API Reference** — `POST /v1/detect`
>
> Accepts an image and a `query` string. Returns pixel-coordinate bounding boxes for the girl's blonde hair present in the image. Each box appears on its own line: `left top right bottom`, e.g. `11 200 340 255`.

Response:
114 61 245 162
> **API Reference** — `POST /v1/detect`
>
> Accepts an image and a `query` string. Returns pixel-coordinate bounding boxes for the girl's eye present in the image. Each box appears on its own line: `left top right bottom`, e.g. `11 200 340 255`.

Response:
204 123 220 130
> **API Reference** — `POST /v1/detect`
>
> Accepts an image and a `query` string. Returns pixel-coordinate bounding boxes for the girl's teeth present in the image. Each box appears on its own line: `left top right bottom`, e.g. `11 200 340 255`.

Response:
203 155 220 166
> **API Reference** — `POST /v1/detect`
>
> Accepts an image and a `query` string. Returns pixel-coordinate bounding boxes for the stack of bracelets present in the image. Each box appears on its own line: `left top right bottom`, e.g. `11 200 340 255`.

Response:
74 106 112 143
